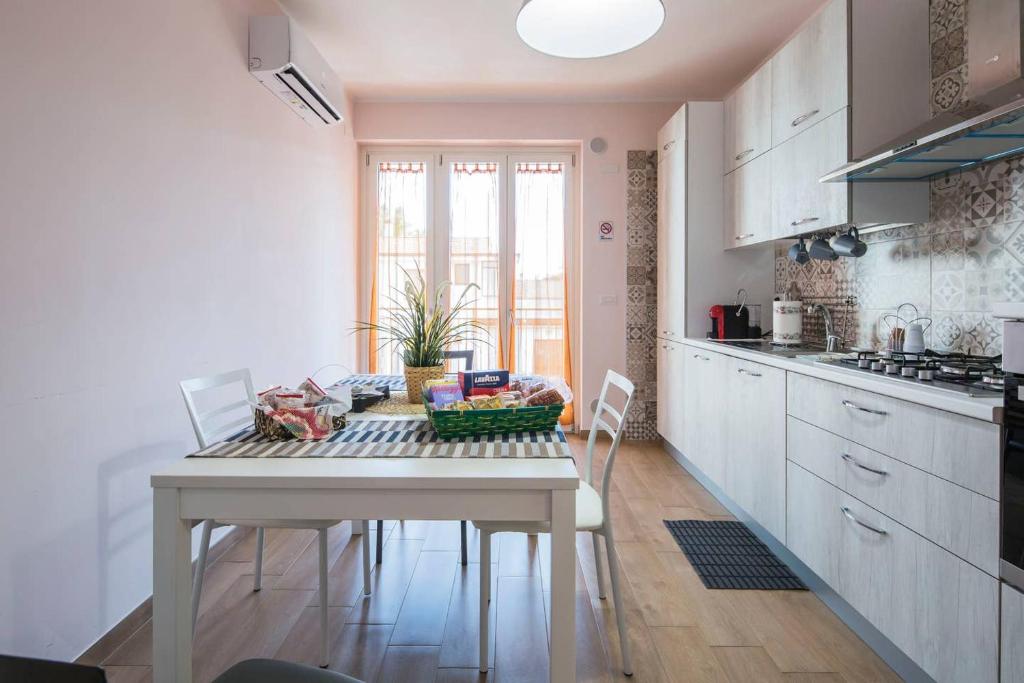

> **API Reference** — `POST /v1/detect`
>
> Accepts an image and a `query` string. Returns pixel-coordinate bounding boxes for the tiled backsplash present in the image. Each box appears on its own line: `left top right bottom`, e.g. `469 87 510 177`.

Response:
775 0 1019 355
775 163 1023 354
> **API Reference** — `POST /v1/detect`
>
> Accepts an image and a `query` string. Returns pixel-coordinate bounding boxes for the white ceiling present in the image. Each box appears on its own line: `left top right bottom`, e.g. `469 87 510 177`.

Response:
279 0 828 102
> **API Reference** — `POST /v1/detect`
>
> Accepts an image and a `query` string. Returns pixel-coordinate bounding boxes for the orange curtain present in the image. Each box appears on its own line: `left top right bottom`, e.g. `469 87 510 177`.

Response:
559 255 574 428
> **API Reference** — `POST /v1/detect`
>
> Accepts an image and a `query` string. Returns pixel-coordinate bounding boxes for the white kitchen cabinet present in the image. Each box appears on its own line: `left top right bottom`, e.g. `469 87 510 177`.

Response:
1003 583 1024 683
789 461 999 682
681 347 726 484
721 0 930 244
656 339 685 451
787 416 999 576
724 355 786 540
723 151 771 248
787 461 841 587
787 373 1001 500
656 102 774 338
724 62 771 173
770 0 848 148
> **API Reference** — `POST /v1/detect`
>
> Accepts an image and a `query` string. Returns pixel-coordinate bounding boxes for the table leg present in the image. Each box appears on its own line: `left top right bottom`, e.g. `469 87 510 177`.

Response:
153 488 192 683
549 489 576 683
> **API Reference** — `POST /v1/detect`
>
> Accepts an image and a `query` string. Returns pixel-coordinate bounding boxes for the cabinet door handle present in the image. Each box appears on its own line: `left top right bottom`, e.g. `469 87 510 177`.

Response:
662 330 674 336
734 147 755 161
841 453 889 476
841 506 888 536
790 216 820 227
693 354 710 361
662 140 675 151
735 233 756 240
841 399 888 416
791 109 820 127
737 368 761 377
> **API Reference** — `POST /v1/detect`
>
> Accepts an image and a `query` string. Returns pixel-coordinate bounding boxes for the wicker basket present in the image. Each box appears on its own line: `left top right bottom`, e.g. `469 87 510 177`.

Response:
423 392 563 439
403 364 445 404
254 408 346 441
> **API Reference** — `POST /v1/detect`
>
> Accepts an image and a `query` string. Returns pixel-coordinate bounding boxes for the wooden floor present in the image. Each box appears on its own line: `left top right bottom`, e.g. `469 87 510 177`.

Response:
98 437 900 682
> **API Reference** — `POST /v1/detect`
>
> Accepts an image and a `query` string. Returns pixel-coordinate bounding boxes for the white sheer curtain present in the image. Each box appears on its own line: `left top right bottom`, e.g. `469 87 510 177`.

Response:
372 161 427 374
512 162 567 377
448 162 501 370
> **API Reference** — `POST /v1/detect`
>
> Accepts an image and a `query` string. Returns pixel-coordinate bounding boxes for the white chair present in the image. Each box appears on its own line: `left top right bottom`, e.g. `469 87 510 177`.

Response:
472 370 635 676
180 369 373 668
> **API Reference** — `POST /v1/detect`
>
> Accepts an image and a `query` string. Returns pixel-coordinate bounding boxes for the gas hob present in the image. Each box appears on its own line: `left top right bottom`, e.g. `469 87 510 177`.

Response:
818 350 1004 397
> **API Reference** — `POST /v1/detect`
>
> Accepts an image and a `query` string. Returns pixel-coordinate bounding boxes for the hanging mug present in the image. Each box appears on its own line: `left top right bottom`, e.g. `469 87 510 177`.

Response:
832 227 867 257
787 237 810 264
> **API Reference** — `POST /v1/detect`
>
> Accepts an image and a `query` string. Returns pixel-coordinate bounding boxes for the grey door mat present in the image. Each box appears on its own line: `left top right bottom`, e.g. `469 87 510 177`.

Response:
663 520 807 590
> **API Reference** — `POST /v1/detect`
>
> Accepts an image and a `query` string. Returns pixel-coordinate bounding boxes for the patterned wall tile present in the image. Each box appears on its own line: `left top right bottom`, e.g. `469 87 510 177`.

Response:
624 150 658 440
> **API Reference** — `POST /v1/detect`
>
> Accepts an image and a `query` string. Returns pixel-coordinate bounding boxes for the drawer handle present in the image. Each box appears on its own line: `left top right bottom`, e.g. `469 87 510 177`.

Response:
737 368 761 377
734 147 755 160
841 506 888 536
735 233 756 240
790 216 820 227
841 399 888 416
693 354 710 361
791 109 820 127
841 453 889 477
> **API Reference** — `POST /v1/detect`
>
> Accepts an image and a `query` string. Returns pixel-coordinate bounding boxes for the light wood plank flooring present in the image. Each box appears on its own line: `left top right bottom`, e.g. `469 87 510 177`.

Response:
99 437 899 682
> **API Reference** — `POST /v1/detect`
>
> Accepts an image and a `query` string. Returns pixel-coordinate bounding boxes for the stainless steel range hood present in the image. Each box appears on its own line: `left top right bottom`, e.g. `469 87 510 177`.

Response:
821 99 1024 182
823 0 1024 183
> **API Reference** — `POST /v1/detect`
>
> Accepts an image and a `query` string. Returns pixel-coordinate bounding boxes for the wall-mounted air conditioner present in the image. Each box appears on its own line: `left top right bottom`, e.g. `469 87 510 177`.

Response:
248 15 344 127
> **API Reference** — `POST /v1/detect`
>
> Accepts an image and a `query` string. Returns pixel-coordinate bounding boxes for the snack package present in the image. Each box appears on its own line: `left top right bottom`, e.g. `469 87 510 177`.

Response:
469 394 504 410
526 387 564 406
298 377 327 404
450 400 474 411
459 370 510 397
430 384 465 409
257 385 282 408
275 392 306 409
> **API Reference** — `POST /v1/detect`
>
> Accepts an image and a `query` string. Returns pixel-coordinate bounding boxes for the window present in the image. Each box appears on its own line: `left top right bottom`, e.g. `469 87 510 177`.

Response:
363 149 576 422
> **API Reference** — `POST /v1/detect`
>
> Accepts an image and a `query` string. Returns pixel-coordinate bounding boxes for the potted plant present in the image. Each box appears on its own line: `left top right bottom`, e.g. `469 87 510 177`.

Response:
354 267 488 403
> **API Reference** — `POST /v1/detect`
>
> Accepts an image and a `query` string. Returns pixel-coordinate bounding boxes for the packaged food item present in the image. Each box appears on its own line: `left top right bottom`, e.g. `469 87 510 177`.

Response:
508 379 525 393
424 378 458 389
459 370 510 397
257 385 282 407
275 392 306 409
503 399 524 408
298 377 327 404
469 394 504 410
525 387 564 406
449 400 474 411
525 382 546 397
430 384 465 409
496 390 523 405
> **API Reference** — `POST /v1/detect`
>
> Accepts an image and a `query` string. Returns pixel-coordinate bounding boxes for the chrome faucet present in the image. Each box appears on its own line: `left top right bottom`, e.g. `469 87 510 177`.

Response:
807 303 842 352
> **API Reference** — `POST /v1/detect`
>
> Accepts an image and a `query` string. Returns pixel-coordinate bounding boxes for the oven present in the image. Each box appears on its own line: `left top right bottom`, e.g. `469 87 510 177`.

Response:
1003 321 1024 589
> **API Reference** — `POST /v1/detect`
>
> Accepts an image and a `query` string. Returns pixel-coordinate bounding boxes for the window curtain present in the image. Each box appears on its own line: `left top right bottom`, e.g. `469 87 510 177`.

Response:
370 162 427 375
449 162 502 371
512 163 573 426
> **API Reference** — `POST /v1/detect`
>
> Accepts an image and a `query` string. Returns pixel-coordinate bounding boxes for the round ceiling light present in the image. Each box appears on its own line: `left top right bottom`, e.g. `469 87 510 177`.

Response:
516 0 665 59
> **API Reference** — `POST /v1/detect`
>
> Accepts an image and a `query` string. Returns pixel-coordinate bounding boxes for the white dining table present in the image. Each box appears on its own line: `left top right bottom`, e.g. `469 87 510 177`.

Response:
150 450 580 682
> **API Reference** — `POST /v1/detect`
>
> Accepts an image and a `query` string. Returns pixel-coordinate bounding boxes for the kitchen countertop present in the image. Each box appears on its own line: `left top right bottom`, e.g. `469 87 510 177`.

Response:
679 337 1003 423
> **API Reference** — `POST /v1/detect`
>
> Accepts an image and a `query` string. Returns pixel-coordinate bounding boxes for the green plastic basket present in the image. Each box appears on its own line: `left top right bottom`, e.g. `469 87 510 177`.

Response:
423 392 564 439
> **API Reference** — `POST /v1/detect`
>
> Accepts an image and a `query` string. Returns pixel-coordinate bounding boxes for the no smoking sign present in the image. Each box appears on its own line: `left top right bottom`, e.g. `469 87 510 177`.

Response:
599 220 614 241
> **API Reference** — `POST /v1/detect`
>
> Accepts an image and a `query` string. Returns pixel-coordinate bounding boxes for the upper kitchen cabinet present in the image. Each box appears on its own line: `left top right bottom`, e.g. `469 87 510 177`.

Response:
724 62 771 173
771 0 930 159
657 107 685 162
770 0 847 150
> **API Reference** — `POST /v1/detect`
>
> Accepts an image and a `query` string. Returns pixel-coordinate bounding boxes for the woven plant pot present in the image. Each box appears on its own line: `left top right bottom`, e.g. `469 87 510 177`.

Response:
404 364 445 404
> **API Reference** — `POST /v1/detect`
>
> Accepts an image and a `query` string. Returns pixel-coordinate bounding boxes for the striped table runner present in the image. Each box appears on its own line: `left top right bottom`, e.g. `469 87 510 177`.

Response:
189 416 572 459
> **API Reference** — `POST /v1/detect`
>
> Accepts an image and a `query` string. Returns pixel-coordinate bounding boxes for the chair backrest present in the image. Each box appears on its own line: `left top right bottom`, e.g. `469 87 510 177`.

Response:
179 369 256 449
0 654 107 682
583 370 636 520
443 349 474 371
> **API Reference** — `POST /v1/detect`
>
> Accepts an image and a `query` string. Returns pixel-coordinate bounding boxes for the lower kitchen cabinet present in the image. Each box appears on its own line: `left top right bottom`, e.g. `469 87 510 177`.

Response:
681 347 725 484
724 355 786 540
656 339 685 450
787 462 999 682
1004 583 1024 682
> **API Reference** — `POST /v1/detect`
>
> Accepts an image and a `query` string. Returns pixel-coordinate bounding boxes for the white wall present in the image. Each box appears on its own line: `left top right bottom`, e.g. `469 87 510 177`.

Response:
354 100 681 428
0 0 358 660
